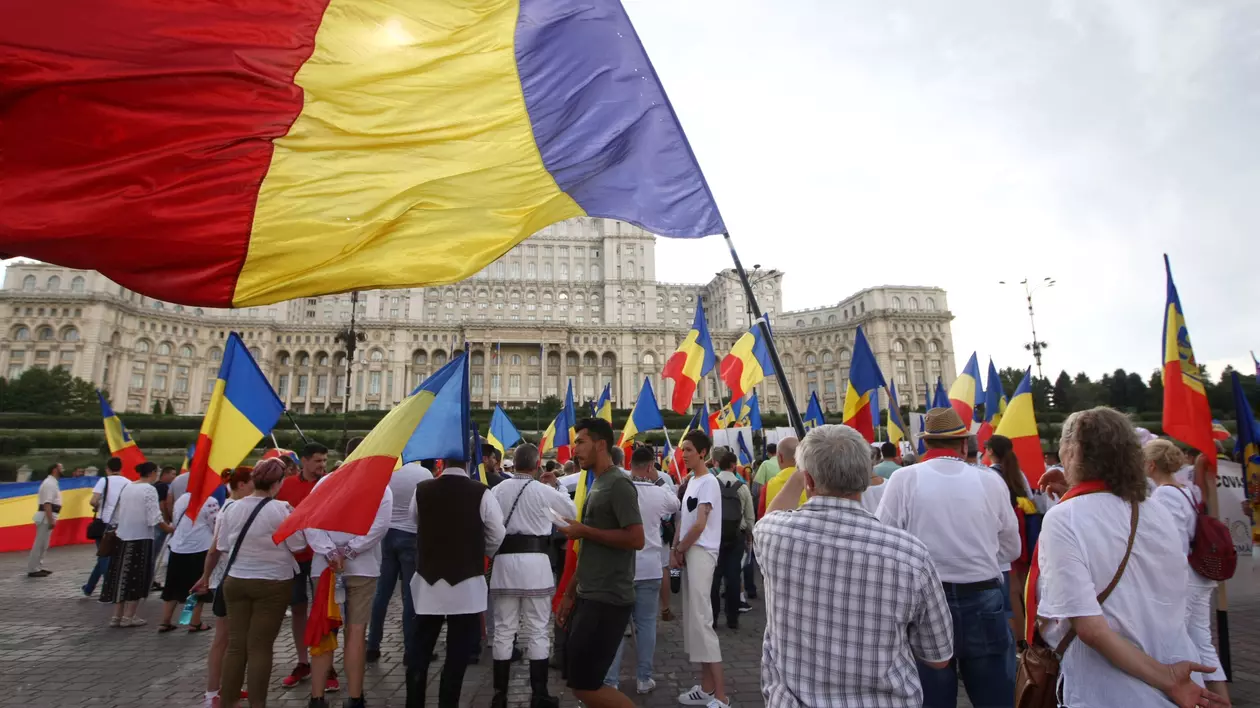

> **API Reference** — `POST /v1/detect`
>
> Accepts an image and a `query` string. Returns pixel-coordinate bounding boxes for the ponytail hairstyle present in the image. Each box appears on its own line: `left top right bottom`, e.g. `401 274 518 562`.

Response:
985 434 1025 505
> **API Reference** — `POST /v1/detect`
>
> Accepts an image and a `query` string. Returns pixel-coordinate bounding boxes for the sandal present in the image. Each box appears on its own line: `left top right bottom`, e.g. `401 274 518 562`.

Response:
660 608 675 621
108 616 121 628
188 623 212 633
158 623 179 633
120 617 147 628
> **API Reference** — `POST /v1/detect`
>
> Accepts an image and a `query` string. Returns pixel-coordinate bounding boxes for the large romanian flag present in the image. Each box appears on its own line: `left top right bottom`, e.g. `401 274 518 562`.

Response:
994 368 1046 486
948 353 984 425
186 333 285 521
620 377 665 445
719 318 775 403
540 380 576 463
0 0 724 308
1161 255 1215 460
0 477 97 553
276 353 467 540
662 301 717 414
97 391 144 481
841 326 886 443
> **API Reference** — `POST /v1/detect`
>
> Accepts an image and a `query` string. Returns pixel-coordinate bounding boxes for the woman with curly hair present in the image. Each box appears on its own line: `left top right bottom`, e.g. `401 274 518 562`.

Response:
1030 407 1226 707
984 434 1036 646
1145 439 1229 704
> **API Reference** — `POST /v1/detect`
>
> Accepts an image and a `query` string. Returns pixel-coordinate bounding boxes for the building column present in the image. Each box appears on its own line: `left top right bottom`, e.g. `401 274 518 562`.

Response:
538 344 547 404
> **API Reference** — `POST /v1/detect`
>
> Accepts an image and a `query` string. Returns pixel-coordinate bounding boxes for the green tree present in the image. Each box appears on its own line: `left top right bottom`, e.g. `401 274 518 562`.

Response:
999 367 1026 398
1031 376 1053 413
1073 372 1102 409
164 399 176 416
152 399 163 415
1052 371 1073 411
1149 370 1164 411
1108 368 1129 410
2 368 100 415
1125 372 1149 412
539 395 562 419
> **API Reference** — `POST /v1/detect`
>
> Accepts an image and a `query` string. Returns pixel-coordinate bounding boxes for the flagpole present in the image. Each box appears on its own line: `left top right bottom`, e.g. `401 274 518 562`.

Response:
722 233 806 437
285 410 309 445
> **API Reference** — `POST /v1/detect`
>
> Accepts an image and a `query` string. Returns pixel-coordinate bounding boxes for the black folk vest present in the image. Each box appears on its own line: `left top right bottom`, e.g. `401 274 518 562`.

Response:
414 474 488 587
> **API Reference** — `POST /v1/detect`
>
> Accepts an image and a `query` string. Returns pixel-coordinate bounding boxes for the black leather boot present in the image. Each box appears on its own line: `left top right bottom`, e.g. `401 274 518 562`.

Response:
529 659 559 708
491 659 511 708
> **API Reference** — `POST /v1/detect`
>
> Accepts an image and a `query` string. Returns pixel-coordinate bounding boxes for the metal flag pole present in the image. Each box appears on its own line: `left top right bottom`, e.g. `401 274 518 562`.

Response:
284 410 310 445
722 233 806 437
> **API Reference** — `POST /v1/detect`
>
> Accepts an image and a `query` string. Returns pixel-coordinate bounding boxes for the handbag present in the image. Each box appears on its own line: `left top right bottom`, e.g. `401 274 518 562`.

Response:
212 497 274 617
86 476 116 541
96 483 126 557
1015 501 1138 708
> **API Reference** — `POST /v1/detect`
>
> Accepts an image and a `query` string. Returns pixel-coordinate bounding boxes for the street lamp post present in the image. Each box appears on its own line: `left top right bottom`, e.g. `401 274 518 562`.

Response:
999 277 1055 379
334 291 366 450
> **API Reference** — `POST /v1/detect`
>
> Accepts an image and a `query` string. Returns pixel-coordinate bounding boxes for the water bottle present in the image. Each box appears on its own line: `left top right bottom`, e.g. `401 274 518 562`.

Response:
334 574 347 605
178 594 198 625
669 567 682 594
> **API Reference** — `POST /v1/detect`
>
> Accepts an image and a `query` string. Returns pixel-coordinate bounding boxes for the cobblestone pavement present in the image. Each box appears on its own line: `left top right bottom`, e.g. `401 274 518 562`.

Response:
3 545 1260 707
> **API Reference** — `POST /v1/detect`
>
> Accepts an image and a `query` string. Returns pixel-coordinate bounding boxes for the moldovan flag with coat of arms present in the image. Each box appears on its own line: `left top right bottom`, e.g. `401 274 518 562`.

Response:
1161 255 1216 461
719 318 775 403
993 368 1046 486
0 0 725 308
98 391 143 480
620 377 666 445
841 326 886 443
662 301 717 414
186 333 285 522
804 392 826 430
276 353 468 541
948 353 984 424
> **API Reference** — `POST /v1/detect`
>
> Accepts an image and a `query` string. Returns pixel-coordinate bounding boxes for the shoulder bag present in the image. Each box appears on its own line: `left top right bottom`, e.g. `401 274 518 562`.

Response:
96 483 127 557
212 497 274 617
86 477 115 541
1015 501 1139 708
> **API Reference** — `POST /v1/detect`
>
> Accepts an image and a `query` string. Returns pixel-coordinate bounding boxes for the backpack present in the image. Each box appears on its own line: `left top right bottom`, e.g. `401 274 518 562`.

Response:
1176 487 1237 582
719 479 744 543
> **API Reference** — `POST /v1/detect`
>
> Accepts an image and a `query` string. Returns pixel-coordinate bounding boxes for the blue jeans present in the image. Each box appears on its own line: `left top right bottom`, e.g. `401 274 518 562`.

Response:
368 528 417 661
83 539 110 594
151 528 168 578
604 578 662 688
918 584 1015 708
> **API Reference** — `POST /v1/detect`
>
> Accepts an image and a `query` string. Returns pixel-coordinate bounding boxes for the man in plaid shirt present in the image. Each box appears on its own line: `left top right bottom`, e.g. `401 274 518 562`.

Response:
755 424 953 707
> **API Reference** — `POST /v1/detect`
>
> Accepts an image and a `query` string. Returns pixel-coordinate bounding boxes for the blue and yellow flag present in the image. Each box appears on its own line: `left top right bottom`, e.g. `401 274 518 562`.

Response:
737 434 753 467
487 405 522 458
4 0 726 308
594 384 613 424
541 380 577 463
932 377 950 410
663 301 717 414
1231 372 1260 539
97 391 145 480
803 391 825 430
620 377 665 445
841 326 887 442
187 333 284 521
737 393 763 431
886 382 907 448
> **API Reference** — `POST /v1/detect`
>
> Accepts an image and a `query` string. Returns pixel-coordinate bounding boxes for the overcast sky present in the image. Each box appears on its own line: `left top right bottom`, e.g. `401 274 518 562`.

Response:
636 0 1259 382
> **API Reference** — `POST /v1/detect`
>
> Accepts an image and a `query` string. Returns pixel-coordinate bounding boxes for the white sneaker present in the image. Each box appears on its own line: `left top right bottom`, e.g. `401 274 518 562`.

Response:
679 685 714 705
637 677 656 694
706 698 732 708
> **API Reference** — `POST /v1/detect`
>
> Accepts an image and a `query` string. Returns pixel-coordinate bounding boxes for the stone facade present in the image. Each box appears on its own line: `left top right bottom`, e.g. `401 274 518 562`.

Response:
0 218 956 416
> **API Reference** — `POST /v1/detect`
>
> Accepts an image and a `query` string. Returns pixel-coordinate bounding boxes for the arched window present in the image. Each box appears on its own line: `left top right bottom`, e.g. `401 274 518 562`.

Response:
908 297 919 310
828 315 837 324
839 349 851 362
928 340 941 353
796 320 805 327
822 351 833 364
911 340 924 353
566 353 579 368
249 347 260 359
47 276 61 291
37 326 55 342
558 292 569 301
860 302 865 313
22 275 36 291
583 352 597 367
805 353 817 365
298 352 312 366
71 276 85 293
530 355 540 365
811 317 821 326
316 352 329 366
179 345 194 357
433 350 447 366
510 355 521 366
208 347 222 362
13 326 30 341
602 354 615 368
926 297 936 310
891 296 902 310
472 352 485 366
893 339 907 353
277 351 291 366
413 351 428 365
641 352 655 366
58 326 79 342
135 339 151 353
547 352 560 367
157 342 173 355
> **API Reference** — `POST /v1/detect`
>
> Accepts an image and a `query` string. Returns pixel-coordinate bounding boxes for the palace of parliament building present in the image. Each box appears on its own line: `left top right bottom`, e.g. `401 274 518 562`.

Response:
0 218 958 419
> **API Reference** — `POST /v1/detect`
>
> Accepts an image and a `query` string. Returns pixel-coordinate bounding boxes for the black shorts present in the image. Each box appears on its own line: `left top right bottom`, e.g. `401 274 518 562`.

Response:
564 597 633 691
290 559 312 606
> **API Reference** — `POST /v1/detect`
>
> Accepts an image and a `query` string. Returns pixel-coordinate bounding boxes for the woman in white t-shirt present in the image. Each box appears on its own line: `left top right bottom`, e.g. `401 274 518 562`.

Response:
1144 439 1229 703
100 462 173 627
215 459 307 708
192 467 255 708
1035 407 1223 708
157 490 220 632
670 431 729 708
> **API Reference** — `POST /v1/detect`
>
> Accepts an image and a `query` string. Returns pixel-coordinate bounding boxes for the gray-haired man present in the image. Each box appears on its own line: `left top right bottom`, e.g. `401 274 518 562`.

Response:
488 444 576 708
756 425 953 707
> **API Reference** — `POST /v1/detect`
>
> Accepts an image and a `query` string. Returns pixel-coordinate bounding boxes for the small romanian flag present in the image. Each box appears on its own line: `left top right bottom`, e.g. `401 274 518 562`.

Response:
305 568 342 657
98 391 144 481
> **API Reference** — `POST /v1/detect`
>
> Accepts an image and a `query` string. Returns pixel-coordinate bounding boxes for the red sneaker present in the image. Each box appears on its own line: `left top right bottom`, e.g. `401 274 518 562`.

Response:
325 669 340 693
282 663 311 688
239 691 247 700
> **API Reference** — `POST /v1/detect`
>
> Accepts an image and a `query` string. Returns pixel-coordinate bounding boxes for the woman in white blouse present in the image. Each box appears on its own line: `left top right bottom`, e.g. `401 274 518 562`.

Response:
158 489 220 632
100 461 173 627
1145 439 1230 704
216 458 307 708
1035 407 1226 708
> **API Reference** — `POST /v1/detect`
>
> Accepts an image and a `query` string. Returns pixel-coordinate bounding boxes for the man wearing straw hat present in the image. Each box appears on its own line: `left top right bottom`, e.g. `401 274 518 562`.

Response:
876 407 1021 708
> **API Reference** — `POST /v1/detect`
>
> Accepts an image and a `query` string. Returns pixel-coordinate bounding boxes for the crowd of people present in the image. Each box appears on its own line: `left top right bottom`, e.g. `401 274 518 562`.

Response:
23 403 1239 708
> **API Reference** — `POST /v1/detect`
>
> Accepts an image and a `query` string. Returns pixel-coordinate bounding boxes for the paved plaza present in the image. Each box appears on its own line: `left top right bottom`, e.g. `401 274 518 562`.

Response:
3 544 1260 707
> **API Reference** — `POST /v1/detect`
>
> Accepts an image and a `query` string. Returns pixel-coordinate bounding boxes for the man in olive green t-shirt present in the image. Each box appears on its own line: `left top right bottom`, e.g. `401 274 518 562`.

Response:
558 418 644 707
753 442 780 486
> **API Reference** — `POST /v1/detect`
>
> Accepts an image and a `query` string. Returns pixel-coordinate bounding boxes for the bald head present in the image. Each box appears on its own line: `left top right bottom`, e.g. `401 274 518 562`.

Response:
777 437 798 466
